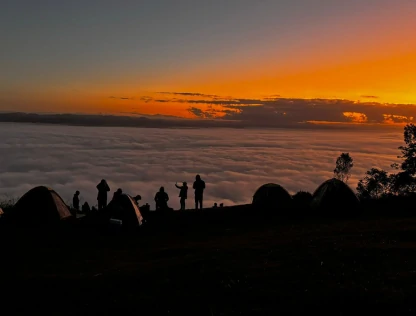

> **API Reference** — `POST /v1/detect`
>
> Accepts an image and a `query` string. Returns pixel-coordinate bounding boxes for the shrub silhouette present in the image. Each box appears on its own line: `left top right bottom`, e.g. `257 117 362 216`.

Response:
357 168 390 200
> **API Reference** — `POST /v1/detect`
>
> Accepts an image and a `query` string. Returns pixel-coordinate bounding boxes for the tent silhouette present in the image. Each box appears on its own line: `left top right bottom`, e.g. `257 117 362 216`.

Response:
252 183 292 209
310 178 359 211
12 186 73 224
107 194 144 228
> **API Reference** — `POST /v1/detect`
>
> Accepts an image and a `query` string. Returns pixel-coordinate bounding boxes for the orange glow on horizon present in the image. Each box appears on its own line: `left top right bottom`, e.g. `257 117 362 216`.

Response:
2 0 416 122
177 51 416 105
3 47 416 118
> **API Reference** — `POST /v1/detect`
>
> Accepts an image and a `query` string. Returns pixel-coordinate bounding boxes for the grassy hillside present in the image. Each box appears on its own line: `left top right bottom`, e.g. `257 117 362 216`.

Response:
1 206 416 315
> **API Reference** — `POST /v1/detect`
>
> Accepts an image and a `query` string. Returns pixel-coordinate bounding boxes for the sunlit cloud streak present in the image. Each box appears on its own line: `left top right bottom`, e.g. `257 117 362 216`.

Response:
109 96 134 100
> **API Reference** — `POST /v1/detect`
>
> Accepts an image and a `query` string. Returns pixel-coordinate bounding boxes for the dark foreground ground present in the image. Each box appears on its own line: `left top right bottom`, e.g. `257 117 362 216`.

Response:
2 208 416 315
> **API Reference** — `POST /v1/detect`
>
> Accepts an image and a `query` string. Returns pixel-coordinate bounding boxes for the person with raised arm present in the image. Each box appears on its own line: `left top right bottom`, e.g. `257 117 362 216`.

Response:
175 182 188 211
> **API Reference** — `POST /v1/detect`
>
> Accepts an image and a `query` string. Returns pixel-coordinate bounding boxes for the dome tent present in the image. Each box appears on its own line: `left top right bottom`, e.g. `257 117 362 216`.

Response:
12 186 73 225
292 191 313 208
107 194 144 228
252 183 292 209
310 178 360 211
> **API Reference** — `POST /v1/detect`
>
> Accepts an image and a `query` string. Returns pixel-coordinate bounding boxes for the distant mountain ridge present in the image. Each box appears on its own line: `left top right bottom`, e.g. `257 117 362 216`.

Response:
0 112 399 130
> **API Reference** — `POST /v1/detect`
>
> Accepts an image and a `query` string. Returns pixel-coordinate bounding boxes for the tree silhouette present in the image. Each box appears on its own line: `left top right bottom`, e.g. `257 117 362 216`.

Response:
334 153 354 183
356 123 416 198
388 171 416 196
386 123 416 195
398 123 416 175
356 168 390 199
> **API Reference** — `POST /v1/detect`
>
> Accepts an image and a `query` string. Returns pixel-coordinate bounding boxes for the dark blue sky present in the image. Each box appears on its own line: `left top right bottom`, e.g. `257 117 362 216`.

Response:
0 0 393 81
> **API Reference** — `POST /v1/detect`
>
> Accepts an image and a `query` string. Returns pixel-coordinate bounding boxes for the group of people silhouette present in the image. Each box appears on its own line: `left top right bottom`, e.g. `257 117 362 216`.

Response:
72 174 208 212
155 174 206 211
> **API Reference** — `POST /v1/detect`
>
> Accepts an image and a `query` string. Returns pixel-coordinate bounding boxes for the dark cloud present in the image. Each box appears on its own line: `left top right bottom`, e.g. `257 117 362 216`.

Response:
109 96 134 100
140 96 153 103
153 99 171 103
186 99 262 105
156 92 220 98
143 95 263 106
0 123 404 210
142 94 416 126
361 95 379 99
188 107 212 118
263 94 281 100
188 106 220 119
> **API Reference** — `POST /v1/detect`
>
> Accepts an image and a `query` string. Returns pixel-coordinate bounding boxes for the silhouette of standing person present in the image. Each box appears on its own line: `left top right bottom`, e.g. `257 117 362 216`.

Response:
175 182 188 210
73 190 80 211
193 175 205 210
96 179 110 210
155 187 169 211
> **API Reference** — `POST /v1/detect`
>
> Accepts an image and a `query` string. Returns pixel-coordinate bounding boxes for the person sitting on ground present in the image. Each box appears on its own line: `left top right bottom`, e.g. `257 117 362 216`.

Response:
96 179 110 210
82 202 91 213
73 191 80 211
175 182 188 211
213 203 218 208
112 188 123 202
193 174 206 210
140 203 150 215
138 202 149 218
154 187 169 211
134 195 141 206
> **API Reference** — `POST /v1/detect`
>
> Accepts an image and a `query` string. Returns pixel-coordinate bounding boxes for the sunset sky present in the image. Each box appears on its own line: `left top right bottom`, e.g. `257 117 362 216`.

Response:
1 0 416 124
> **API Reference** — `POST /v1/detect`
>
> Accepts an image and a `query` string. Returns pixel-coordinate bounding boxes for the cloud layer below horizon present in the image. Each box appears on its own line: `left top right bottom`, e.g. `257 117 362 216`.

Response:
0 123 405 209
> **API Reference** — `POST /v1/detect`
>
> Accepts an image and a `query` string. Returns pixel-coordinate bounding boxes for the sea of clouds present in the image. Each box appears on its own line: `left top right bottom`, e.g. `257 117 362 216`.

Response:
0 123 404 209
